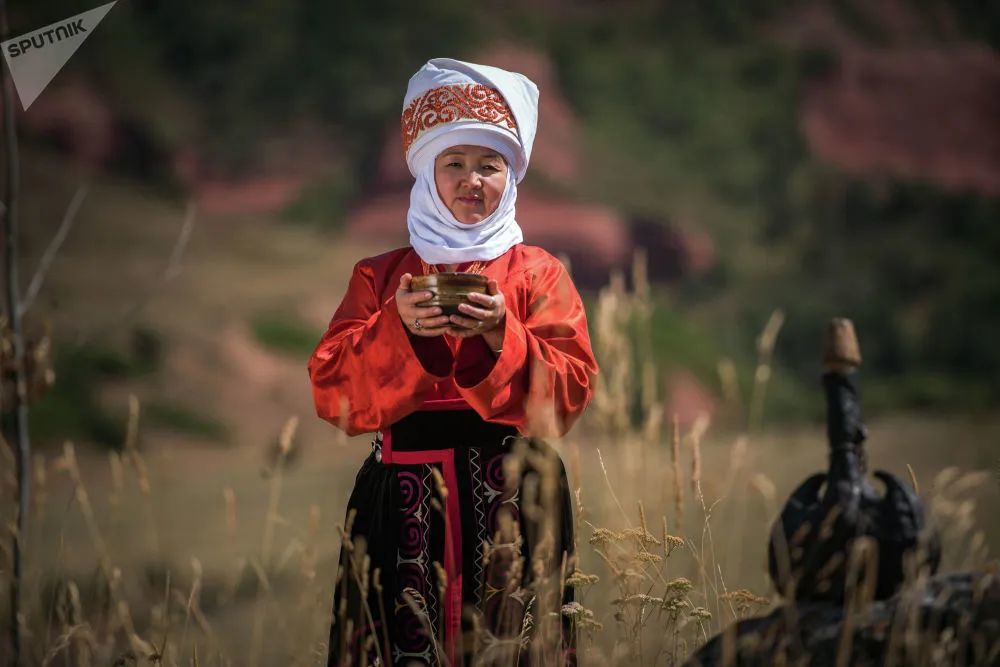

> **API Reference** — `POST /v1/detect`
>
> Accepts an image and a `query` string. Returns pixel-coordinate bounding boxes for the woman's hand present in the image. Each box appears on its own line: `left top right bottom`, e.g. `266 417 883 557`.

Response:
448 279 506 350
397 273 451 336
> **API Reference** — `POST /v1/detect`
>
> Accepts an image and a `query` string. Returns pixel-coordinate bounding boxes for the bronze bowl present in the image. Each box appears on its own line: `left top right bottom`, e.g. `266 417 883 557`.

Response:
410 272 489 316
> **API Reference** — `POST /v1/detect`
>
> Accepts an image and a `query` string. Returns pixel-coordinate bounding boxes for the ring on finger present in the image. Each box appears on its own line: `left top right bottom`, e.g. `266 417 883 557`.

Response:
413 318 423 330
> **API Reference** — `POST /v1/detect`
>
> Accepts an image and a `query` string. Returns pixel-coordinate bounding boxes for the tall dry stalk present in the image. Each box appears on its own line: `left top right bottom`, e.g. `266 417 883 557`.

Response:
670 416 684 535
582 253 790 664
123 394 160 558
54 441 164 663
249 415 298 667
0 0 28 660
747 310 784 434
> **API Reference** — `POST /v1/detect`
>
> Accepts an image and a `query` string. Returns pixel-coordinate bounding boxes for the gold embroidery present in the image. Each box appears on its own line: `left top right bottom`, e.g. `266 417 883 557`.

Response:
420 259 487 276
401 84 517 154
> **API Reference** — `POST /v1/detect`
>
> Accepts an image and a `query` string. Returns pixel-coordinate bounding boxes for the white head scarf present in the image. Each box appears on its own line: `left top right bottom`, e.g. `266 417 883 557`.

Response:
402 58 539 265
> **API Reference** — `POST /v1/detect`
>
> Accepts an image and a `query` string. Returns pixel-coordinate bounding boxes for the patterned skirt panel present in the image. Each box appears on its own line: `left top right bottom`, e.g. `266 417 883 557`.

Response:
327 409 576 666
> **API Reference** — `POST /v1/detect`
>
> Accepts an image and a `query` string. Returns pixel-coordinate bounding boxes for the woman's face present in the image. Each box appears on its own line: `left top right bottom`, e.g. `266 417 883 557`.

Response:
434 144 508 224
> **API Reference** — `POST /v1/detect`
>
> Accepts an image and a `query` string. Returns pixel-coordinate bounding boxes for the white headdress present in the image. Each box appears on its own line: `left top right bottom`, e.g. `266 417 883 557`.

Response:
401 58 539 264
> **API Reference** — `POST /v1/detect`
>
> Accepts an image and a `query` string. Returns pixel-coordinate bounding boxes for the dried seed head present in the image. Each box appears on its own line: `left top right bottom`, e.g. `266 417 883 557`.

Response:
431 467 449 500
664 577 694 595
223 487 237 539
307 504 320 537
622 526 661 547
279 415 299 456
565 570 600 588
664 535 685 551
559 601 590 618
433 561 448 596
689 412 708 497
720 589 770 614
671 414 685 531
618 593 665 607
661 597 689 614
588 528 622 547
400 587 427 611
689 606 713 621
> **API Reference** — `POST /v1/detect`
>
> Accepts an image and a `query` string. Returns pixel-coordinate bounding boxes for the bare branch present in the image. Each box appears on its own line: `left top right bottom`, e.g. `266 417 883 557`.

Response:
19 185 89 317
73 200 197 345
1 1 30 663
163 199 197 283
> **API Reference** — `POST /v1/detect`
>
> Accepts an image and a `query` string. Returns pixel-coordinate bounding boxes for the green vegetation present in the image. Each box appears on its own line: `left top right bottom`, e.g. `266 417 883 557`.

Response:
280 166 358 229
544 3 1000 418
28 335 153 448
28 343 129 448
250 311 320 358
144 400 230 443
649 301 727 383
27 327 229 447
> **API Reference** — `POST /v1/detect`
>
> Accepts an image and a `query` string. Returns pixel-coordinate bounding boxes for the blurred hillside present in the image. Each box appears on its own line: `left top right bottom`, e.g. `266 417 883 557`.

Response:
4 0 1000 448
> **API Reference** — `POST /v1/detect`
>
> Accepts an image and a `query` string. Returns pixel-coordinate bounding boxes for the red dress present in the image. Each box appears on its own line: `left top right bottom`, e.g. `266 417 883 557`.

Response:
309 243 597 666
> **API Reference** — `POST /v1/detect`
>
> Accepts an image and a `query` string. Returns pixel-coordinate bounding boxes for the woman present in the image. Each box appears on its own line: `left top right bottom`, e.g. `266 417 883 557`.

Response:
308 58 598 666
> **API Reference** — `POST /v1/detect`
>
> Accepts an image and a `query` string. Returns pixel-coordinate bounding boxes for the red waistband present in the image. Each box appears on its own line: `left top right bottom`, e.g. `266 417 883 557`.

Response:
417 397 473 411
380 398 471 465
377 398 523 468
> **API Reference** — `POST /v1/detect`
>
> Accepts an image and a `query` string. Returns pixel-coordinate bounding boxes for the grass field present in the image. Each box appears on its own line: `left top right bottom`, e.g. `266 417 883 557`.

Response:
4 408 998 665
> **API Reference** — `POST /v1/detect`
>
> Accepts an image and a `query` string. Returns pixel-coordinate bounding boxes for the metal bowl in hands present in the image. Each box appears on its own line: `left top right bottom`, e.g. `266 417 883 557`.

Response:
410 272 489 316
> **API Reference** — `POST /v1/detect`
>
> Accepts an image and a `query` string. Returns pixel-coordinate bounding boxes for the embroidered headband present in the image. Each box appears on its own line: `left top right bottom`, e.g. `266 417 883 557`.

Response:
401 58 539 183
401 83 518 155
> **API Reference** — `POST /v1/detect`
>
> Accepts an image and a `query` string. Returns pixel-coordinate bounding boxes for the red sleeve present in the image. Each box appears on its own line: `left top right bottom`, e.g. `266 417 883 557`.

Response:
307 259 453 436
453 257 598 437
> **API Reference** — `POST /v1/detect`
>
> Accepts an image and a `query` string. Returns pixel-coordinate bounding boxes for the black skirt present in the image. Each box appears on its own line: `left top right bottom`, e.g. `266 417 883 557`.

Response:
327 409 577 666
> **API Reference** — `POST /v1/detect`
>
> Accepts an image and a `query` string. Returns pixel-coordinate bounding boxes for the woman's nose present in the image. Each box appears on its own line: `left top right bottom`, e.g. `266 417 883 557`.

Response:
464 170 483 187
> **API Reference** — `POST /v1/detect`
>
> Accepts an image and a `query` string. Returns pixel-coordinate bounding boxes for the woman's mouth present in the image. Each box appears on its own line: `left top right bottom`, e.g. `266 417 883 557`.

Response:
457 196 482 205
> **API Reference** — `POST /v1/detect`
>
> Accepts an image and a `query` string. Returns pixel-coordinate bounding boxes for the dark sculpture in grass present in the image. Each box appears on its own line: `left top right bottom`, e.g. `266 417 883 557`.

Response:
686 319 998 666
767 318 940 602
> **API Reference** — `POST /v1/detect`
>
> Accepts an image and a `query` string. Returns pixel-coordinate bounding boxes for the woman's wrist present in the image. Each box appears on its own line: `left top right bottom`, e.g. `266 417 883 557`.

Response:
482 325 504 354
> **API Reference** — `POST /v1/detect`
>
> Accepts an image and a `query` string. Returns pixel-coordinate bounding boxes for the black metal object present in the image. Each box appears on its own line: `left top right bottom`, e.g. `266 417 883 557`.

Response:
687 571 1000 666
767 319 940 602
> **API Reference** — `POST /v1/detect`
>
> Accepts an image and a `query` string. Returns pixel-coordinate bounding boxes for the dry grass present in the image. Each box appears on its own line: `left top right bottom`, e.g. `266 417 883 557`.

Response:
1 248 998 665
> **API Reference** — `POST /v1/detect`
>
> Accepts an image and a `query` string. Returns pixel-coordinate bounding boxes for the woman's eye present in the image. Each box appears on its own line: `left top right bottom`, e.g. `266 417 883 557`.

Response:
483 165 499 172
447 162 462 167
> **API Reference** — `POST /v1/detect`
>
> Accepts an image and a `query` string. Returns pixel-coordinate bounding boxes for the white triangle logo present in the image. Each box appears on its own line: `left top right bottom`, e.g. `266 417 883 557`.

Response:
1 1 117 110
